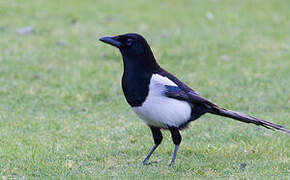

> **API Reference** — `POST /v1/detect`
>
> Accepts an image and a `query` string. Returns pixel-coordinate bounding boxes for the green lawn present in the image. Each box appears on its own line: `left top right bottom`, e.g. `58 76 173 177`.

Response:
0 0 289 179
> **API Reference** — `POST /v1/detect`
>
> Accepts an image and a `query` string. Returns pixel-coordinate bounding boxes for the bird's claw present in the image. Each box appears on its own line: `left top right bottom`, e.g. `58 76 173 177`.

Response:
141 160 159 165
168 162 174 167
142 160 149 165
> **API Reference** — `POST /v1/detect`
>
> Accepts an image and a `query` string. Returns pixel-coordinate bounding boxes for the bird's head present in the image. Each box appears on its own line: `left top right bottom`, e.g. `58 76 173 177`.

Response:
99 33 158 70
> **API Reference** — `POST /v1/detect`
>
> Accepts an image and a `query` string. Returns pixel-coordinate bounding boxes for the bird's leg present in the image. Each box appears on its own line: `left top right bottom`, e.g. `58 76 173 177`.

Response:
142 144 158 165
142 127 163 165
169 128 182 166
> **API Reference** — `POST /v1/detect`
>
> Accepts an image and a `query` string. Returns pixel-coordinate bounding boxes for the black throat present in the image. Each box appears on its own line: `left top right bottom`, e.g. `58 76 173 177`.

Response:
120 49 160 107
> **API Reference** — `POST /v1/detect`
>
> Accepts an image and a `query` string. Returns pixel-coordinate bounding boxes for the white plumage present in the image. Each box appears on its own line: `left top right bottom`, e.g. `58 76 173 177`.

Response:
132 74 192 128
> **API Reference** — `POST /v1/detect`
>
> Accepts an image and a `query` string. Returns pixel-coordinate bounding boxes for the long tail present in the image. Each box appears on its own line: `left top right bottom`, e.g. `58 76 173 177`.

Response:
209 108 290 133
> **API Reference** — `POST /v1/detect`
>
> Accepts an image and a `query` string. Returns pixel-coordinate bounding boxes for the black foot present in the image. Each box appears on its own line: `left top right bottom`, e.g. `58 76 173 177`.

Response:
142 160 160 165
169 162 174 167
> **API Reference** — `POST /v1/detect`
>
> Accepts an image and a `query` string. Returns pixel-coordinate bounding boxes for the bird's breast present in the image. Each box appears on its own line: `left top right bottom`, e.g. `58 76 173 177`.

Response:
132 74 192 128
121 73 151 107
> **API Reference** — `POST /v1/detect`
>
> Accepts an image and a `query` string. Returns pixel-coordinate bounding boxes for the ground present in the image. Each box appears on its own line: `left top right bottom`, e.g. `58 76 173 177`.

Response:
0 0 289 179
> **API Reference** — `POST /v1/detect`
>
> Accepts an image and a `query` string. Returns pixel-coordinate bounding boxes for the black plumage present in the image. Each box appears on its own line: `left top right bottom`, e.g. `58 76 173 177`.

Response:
99 33 289 166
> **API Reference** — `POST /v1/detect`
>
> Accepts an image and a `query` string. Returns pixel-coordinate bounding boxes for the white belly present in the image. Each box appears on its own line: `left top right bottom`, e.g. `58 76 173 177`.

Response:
132 74 191 128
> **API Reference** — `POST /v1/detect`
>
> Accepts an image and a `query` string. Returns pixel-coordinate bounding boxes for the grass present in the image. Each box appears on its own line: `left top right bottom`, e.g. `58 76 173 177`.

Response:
0 0 289 179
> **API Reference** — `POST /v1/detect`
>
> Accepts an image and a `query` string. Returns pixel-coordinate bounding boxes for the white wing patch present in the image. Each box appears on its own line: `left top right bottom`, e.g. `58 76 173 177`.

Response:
151 74 176 86
132 74 191 128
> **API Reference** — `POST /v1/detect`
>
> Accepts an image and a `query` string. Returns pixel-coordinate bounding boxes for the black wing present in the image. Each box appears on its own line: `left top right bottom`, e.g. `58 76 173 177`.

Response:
164 85 189 101
164 85 220 111
160 72 290 133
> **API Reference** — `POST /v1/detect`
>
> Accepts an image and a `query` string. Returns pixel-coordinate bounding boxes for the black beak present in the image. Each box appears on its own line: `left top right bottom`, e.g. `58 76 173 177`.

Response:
99 36 123 48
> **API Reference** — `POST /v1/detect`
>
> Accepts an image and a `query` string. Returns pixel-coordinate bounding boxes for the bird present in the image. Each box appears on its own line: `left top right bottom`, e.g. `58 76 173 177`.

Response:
99 33 290 166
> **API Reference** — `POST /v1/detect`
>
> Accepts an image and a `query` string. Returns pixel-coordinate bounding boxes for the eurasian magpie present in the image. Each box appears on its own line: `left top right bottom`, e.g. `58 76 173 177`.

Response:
99 33 290 166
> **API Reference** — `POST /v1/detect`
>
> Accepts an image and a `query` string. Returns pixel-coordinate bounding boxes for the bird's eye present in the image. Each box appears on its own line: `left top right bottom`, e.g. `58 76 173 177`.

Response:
125 38 133 46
